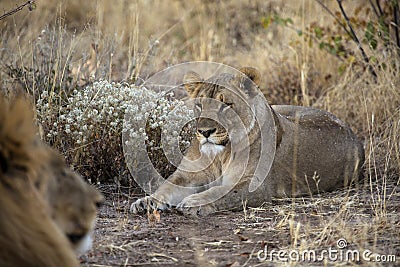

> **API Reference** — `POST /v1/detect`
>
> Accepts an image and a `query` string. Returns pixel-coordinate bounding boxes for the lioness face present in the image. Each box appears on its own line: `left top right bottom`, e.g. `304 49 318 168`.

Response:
184 68 261 156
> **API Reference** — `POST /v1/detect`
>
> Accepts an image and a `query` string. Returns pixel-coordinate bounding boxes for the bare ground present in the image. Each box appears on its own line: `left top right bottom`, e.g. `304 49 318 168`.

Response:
81 181 399 267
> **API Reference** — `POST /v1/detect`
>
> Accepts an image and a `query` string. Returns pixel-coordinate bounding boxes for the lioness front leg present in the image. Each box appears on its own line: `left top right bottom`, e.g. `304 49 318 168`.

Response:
177 181 254 216
130 173 198 214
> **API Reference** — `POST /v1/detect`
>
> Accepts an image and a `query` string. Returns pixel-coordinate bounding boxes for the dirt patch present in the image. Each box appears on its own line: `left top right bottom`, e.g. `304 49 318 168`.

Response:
81 183 400 266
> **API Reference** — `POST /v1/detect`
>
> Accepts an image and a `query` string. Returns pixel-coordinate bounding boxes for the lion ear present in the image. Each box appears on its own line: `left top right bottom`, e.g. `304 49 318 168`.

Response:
239 67 261 87
183 71 203 98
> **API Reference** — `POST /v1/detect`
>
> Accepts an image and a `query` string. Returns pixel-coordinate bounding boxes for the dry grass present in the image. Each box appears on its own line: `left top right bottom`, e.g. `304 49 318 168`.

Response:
1 0 399 265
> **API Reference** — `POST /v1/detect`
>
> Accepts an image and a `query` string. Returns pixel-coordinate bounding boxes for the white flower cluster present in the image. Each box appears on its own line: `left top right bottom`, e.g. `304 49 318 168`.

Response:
122 87 195 153
37 80 194 152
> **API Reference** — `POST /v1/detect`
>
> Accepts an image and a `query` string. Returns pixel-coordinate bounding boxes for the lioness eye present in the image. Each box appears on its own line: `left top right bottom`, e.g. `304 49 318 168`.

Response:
195 103 202 111
221 102 234 112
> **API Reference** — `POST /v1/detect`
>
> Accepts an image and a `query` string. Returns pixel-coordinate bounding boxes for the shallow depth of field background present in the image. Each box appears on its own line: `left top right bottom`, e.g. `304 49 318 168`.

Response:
0 0 399 265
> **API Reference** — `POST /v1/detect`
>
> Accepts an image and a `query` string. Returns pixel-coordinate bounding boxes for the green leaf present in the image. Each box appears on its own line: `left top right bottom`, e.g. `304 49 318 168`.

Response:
369 38 378 50
261 16 273 29
314 27 323 40
365 21 375 42
378 17 390 44
334 35 342 45
274 16 285 26
273 15 293 26
338 51 346 58
284 18 293 25
365 21 378 50
338 64 347 75
29 2 37 11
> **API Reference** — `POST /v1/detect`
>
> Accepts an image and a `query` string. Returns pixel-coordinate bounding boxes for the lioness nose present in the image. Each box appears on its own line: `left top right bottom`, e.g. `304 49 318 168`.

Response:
198 128 216 138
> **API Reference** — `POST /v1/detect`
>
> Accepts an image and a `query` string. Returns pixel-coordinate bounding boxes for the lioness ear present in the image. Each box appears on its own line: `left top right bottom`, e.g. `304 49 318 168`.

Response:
236 67 261 97
183 71 203 98
239 67 261 87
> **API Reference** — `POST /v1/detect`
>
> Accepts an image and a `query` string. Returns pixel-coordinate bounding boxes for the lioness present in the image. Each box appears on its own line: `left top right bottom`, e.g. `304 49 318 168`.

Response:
0 95 103 267
130 67 364 216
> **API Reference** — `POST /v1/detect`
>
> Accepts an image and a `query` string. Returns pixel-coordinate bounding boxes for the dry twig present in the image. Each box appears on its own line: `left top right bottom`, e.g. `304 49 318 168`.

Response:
0 1 36 21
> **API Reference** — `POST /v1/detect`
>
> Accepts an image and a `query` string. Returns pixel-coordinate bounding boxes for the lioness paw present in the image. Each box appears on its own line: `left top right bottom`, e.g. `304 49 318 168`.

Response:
177 203 216 217
177 196 216 216
130 197 148 214
130 196 169 214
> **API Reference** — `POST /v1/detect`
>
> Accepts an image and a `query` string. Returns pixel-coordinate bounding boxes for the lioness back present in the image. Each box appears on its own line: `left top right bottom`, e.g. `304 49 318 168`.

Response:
270 105 364 198
0 95 103 267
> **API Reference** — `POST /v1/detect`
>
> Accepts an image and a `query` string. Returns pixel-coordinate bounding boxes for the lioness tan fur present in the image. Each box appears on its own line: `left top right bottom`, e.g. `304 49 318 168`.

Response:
130 67 364 216
0 95 103 267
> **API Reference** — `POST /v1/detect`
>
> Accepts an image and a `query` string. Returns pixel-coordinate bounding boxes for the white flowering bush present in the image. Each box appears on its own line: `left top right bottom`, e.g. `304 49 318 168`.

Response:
36 80 194 184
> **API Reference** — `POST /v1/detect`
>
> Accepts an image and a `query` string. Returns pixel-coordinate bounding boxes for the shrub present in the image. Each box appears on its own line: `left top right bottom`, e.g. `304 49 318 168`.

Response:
37 80 194 185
